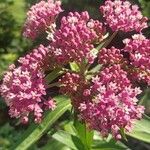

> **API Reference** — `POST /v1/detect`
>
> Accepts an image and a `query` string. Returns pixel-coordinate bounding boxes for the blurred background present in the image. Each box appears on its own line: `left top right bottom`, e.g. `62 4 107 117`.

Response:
0 0 149 149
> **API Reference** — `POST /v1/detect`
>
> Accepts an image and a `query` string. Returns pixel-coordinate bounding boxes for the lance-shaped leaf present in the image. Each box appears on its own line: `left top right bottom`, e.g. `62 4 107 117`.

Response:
45 68 63 84
127 115 150 143
69 62 80 72
74 119 94 150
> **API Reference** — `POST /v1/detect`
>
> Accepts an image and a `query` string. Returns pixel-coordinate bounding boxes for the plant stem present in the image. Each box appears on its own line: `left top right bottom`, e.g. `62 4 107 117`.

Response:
62 68 76 73
102 31 118 48
48 82 60 88
79 60 87 75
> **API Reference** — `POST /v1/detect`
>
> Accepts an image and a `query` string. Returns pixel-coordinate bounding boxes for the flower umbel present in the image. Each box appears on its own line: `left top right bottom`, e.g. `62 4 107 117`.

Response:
79 65 144 139
23 0 62 39
100 0 148 32
0 46 56 124
52 11 105 64
123 34 150 85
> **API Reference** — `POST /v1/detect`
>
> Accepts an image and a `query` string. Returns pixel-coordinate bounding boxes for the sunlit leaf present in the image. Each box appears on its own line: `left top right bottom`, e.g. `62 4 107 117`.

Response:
42 138 71 150
70 62 80 72
52 130 85 150
127 115 150 143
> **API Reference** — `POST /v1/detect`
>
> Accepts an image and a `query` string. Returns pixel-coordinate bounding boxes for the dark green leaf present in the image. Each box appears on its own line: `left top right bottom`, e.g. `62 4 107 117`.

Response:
45 68 63 84
92 139 128 150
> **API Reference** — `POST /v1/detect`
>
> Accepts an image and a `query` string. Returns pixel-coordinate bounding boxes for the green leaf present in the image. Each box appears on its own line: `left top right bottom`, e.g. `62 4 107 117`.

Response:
52 130 85 150
12 96 71 150
139 89 150 105
74 120 94 150
70 62 80 72
120 128 127 141
42 138 71 150
88 64 102 74
45 68 63 84
92 139 128 150
127 115 150 143
63 121 77 136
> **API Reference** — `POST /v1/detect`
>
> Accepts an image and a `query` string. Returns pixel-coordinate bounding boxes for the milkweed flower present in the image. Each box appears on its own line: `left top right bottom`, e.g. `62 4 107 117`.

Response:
59 73 81 96
19 44 67 69
123 34 150 85
0 45 56 124
52 11 105 64
79 65 144 139
47 45 70 67
99 65 131 92
100 0 148 32
0 65 46 123
23 0 62 39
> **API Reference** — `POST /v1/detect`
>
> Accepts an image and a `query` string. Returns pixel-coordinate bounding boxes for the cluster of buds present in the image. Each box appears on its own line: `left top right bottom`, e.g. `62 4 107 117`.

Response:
0 0 149 139
123 34 150 85
23 0 62 39
100 0 148 32
51 11 105 64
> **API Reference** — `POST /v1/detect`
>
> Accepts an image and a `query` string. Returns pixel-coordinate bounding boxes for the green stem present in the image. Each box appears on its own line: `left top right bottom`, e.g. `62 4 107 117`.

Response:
74 115 93 150
102 31 118 48
62 68 76 73
80 60 87 75
48 82 60 88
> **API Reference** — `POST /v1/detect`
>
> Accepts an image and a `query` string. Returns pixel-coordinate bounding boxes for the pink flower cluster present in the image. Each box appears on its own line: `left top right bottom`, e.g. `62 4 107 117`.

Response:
98 34 150 85
0 45 56 124
47 45 69 67
23 0 62 39
79 65 144 139
99 65 131 92
51 11 105 64
59 65 144 139
123 34 150 85
100 0 148 32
